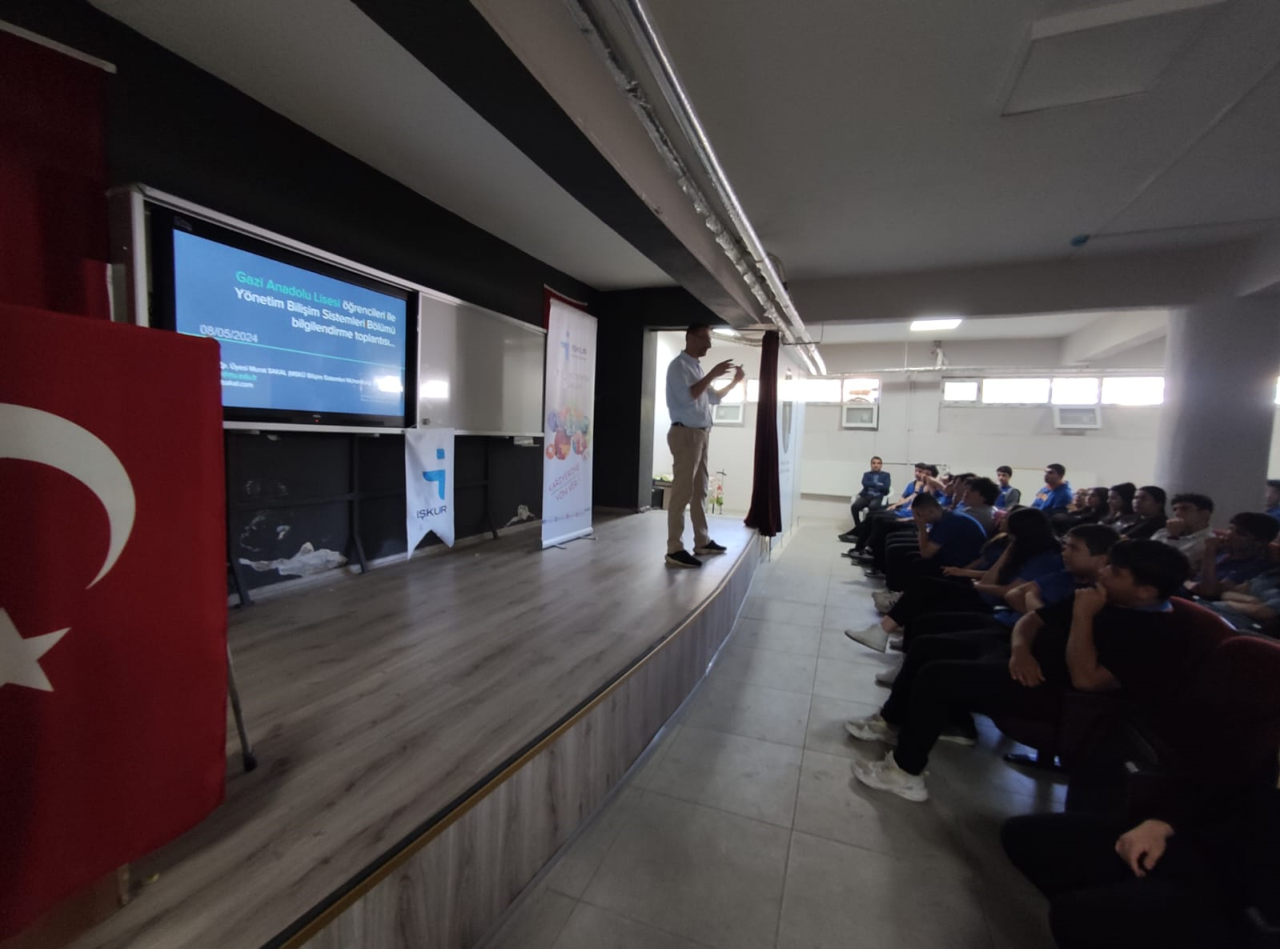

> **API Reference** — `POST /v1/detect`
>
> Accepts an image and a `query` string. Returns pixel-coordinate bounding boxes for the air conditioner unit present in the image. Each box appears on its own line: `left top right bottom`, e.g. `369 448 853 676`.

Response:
713 403 745 426
841 403 879 430
1053 406 1101 430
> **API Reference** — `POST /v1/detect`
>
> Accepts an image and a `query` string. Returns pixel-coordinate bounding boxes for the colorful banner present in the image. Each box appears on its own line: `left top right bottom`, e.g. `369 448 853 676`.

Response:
542 299 597 547
405 427 456 553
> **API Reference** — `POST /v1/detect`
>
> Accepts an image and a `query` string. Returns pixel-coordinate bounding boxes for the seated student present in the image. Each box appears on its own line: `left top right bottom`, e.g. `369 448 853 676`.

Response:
1152 493 1215 578
877 492 986 592
1053 486 1109 533
1031 463 1073 514
1002 707 1280 949
849 464 940 565
1100 482 1138 532
844 540 1192 799
995 466 1021 509
844 462 929 556
1192 511 1280 599
1267 479 1280 522
872 473 984 577
956 476 998 536
1204 566 1280 633
848 507 1061 652
1123 485 1168 540
837 455 892 541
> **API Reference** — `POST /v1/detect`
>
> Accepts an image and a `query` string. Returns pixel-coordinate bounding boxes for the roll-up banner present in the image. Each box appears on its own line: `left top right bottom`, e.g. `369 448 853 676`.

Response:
542 299 597 547
405 427 456 553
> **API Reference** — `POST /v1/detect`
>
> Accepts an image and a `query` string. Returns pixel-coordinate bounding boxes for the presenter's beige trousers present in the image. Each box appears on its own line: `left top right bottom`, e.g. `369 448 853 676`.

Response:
667 424 711 554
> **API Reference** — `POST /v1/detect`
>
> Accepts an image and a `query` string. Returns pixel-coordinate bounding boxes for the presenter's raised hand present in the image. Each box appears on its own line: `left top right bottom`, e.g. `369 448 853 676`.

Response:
732 365 746 384
709 359 735 380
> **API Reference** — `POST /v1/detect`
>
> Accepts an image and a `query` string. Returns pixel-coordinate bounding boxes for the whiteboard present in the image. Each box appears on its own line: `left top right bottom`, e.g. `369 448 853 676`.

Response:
416 291 546 435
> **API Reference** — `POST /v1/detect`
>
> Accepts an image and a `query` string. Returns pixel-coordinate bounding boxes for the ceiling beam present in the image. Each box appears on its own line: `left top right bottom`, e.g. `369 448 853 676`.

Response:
1237 226 1280 297
789 241 1248 324
1060 310 1169 365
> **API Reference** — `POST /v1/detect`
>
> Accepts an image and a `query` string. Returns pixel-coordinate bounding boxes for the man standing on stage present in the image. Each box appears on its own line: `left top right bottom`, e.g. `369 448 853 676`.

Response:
665 324 746 568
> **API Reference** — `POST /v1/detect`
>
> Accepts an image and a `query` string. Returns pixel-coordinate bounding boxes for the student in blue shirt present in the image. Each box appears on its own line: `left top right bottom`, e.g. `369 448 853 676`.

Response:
887 493 986 588
1192 512 1280 600
996 466 1022 509
1266 480 1280 522
1031 463 1073 514
837 456 892 541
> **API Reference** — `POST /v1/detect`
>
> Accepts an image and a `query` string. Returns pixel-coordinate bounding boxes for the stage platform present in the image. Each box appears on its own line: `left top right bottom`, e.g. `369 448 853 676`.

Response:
63 512 759 949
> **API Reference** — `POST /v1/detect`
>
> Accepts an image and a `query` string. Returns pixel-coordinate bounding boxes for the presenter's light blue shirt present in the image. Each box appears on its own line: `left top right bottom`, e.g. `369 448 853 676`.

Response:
666 351 721 429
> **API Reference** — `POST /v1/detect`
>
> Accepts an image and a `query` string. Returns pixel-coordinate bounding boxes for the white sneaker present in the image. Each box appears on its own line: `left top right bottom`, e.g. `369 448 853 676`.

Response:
844 625 890 652
853 751 929 802
874 662 901 687
888 634 905 652
844 712 899 745
872 591 902 615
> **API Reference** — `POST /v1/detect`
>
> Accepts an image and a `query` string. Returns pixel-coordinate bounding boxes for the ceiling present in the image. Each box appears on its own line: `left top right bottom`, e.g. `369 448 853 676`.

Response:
88 0 674 290
809 312 1114 345
86 0 1280 320
641 0 1280 279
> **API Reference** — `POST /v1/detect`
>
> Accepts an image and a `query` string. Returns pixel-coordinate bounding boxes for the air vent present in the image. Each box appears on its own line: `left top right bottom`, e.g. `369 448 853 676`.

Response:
1003 0 1226 116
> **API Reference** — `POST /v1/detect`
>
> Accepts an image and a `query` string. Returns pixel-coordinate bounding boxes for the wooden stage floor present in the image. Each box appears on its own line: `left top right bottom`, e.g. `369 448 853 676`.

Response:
67 512 757 949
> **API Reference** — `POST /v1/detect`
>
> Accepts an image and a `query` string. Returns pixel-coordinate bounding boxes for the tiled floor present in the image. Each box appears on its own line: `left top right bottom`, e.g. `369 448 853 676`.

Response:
481 523 1065 949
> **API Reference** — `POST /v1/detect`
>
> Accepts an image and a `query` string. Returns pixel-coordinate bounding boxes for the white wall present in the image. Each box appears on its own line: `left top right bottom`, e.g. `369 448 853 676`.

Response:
653 333 1280 525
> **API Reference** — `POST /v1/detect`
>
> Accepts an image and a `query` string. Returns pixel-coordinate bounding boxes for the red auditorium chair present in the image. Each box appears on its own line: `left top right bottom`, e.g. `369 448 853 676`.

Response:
990 597 1235 770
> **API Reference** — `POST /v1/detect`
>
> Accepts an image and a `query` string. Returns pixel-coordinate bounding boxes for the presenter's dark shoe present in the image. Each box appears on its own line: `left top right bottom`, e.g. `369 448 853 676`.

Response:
695 540 727 555
665 550 703 568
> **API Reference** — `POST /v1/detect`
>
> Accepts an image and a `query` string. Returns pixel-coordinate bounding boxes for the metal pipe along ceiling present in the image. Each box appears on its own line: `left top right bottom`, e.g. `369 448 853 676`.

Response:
567 0 826 375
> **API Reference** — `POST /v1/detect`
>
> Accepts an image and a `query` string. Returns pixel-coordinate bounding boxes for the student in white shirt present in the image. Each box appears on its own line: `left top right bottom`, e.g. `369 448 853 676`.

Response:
1151 493 1215 578
663 324 745 568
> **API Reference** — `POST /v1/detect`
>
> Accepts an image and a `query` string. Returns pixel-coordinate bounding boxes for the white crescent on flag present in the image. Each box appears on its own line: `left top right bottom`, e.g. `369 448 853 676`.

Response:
0 403 135 587
0 403 137 691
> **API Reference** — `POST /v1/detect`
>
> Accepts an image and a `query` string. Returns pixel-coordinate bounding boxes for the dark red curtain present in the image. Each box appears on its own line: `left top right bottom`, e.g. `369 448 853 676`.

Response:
0 31 111 319
745 331 782 536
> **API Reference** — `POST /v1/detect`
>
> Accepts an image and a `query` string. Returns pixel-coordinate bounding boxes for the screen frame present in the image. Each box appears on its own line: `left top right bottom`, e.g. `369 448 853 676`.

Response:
148 204 418 430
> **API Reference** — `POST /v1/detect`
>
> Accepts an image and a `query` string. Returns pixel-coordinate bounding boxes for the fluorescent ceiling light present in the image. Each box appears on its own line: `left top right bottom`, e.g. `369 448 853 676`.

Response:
711 327 740 338
910 318 963 332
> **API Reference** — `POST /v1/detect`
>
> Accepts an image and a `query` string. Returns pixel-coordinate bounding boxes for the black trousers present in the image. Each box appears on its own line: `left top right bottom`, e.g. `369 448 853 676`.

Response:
871 522 916 570
849 494 884 527
879 628 1035 774
887 577 992 628
855 512 912 555
1001 812 1241 949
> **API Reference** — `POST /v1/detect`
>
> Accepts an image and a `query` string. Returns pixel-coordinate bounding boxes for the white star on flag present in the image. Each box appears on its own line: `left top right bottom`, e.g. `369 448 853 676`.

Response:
0 608 69 692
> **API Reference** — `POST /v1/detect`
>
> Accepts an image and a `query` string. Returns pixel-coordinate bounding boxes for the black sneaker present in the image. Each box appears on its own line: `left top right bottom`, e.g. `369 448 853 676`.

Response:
665 550 703 568
695 540 727 555
841 548 859 558
837 531 858 543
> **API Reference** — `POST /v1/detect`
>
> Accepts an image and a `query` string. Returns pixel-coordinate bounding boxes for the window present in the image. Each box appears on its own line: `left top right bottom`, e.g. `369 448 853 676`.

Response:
841 377 881 404
1051 377 1100 405
720 378 746 404
981 377 1051 404
942 379 979 402
1101 376 1164 406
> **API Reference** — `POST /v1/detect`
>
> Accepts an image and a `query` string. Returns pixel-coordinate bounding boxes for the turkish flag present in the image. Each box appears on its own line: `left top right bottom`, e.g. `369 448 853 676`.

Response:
0 305 228 938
